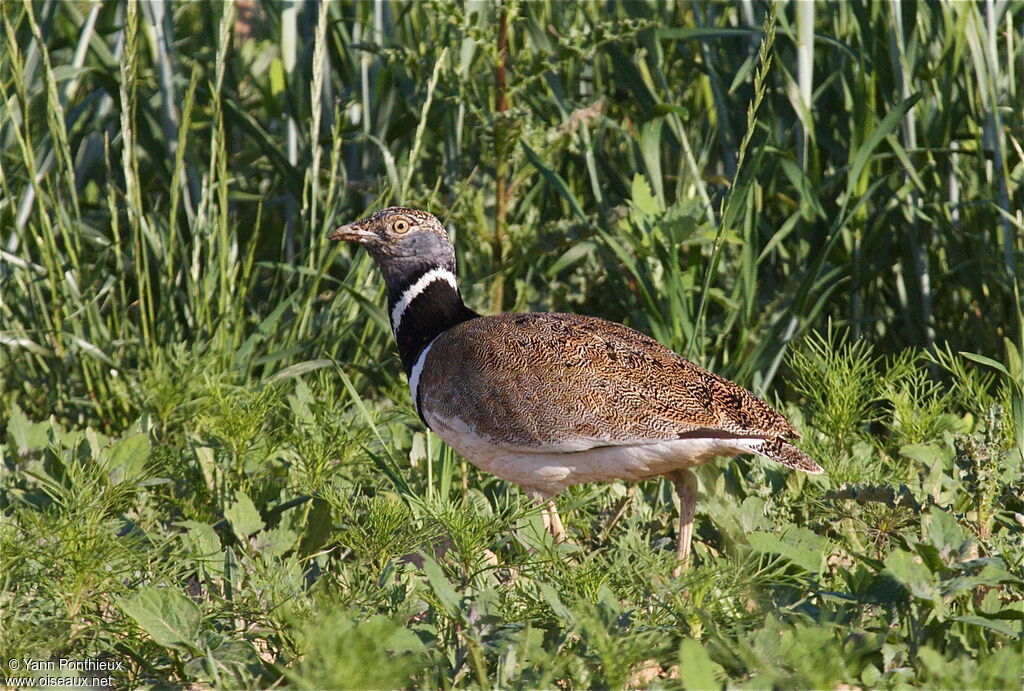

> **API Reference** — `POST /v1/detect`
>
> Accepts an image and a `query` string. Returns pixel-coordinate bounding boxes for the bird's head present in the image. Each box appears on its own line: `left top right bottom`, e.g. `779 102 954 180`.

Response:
330 207 455 284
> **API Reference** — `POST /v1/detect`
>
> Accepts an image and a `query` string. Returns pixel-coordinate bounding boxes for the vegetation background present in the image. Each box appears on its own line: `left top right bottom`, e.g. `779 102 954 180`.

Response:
1 0 1022 688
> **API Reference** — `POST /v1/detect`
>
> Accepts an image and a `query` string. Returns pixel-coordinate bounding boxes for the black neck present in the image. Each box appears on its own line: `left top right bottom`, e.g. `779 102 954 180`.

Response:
387 269 478 375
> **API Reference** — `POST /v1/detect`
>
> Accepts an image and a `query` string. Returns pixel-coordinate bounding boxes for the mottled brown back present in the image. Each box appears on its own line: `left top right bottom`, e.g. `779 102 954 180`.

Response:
419 312 801 450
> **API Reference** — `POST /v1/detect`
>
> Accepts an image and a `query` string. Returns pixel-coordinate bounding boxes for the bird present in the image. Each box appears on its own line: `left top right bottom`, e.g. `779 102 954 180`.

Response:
330 206 823 574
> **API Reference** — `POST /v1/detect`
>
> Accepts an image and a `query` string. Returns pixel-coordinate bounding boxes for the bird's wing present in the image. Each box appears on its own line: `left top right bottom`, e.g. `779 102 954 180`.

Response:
419 312 809 460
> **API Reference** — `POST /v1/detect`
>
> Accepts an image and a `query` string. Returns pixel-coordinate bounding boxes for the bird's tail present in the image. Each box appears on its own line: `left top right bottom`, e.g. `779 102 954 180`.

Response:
750 437 824 474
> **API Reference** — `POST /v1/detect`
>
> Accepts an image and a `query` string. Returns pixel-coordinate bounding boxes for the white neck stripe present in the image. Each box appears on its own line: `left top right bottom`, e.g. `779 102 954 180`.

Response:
391 268 458 333
408 334 440 416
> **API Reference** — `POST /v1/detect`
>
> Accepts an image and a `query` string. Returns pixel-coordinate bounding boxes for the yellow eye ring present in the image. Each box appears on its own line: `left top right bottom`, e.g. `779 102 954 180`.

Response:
393 219 410 233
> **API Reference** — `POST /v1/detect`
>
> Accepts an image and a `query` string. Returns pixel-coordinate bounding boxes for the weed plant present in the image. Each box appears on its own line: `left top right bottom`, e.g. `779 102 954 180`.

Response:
2 1 1022 688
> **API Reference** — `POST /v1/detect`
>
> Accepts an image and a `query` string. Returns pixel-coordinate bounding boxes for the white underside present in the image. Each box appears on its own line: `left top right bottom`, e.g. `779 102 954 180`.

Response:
423 409 765 497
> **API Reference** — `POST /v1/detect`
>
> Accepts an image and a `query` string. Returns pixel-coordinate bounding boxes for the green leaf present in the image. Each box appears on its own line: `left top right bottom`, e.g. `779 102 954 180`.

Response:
225 490 265 540
926 508 967 554
846 94 921 198
269 56 285 98
951 615 1022 638
884 549 940 603
538 583 574 621
184 640 261 686
6 403 29 453
546 241 596 277
103 433 150 483
376 616 427 654
677 638 721 690
899 442 950 467
265 358 334 383
639 122 666 205
943 561 1020 597
748 529 822 572
883 134 926 192
958 351 1010 378
521 140 586 221
285 608 426 689
658 27 759 41
7 403 49 453
1003 338 1023 382
178 520 223 576
252 526 298 560
912 542 945 574
651 103 690 119
629 173 661 217
420 554 460 618
118 586 202 652
333 366 414 498
728 53 757 93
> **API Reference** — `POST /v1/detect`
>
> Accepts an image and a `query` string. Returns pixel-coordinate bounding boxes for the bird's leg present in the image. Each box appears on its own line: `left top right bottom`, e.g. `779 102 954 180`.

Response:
545 499 566 543
668 468 699 577
531 492 566 543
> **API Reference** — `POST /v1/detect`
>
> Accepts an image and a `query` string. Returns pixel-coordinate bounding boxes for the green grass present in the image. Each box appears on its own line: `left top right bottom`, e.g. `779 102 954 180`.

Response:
1 1 1022 688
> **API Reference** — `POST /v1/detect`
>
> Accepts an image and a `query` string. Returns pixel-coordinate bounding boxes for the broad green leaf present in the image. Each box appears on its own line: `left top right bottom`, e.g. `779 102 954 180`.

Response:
285 609 426 689
737 496 770 532
912 542 945 574
178 520 222 561
376 616 427 654
926 508 967 554
748 529 822 572
1003 338 1023 382
225 490 265 539
420 554 460 617
6 404 32 453
677 638 721 690
184 640 261 685
104 432 150 483
884 549 940 603
7 403 50 453
629 173 661 217
538 583 574 621
950 615 1021 638
861 664 882 687
252 526 299 560
118 586 201 652
943 561 1019 598
899 443 950 467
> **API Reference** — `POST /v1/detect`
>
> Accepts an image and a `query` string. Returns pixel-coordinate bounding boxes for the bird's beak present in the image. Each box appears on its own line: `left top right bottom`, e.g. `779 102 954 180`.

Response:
329 222 375 244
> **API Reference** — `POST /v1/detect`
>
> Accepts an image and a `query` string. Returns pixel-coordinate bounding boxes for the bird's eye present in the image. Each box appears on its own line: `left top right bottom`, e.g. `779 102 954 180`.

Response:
393 219 410 233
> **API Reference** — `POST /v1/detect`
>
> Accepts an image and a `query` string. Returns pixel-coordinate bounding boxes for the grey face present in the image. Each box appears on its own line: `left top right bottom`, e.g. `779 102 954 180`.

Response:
330 207 455 286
